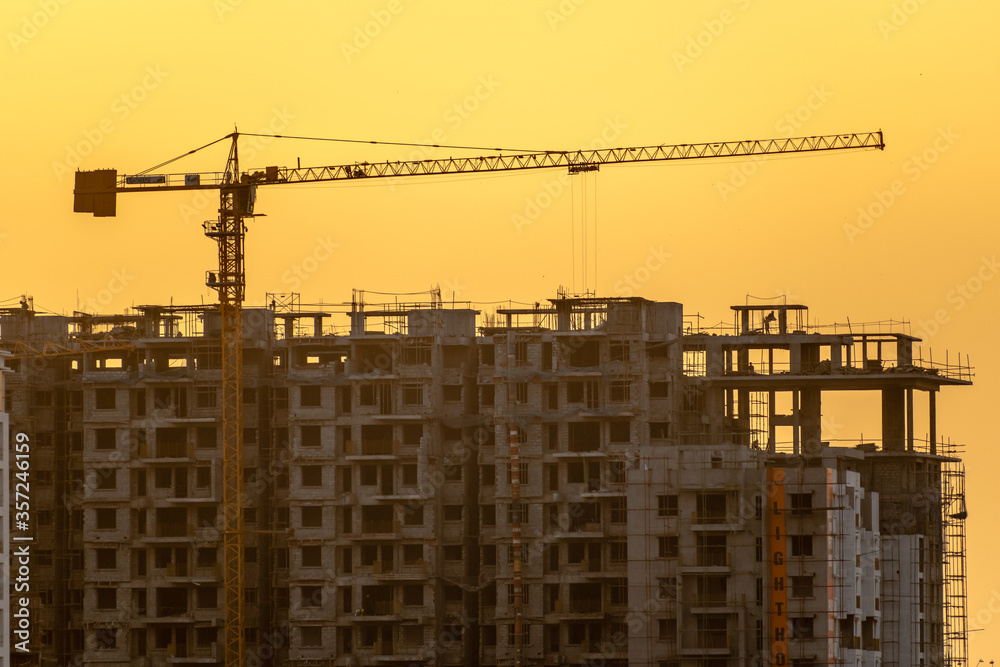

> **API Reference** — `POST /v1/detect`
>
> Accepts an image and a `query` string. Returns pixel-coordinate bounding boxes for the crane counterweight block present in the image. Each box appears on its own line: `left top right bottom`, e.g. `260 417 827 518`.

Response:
73 169 117 217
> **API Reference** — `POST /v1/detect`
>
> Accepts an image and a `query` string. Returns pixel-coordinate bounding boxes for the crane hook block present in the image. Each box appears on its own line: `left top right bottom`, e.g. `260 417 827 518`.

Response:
74 169 118 217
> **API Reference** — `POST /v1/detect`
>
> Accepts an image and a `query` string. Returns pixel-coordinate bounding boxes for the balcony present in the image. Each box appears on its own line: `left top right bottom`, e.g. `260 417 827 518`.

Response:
167 642 218 663
145 608 194 625
358 640 425 661
582 560 627 577
564 583 605 617
568 598 604 615
679 549 732 573
372 559 430 579
550 523 604 540
580 487 626 498
348 519 402 540
149 523 190 540
689 511 743 531
361 439 398 456
580 640 628 661
139 440 194 463
346 438 401 460
680 629 731 655
353 601 401 621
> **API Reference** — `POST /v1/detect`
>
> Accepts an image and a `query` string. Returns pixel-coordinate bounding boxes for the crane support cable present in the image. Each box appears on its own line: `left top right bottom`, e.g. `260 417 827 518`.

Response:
238 131 554 154
135 133 235 176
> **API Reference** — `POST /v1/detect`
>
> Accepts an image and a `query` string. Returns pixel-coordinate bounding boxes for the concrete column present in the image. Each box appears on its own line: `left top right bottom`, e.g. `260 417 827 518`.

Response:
705 343 724 376
800 388 822 455
792 390 800 454
707 387 726 444
882 388 905 451
830 341 842 370
929 391 937 455
768 390 777 452
906 388 914 451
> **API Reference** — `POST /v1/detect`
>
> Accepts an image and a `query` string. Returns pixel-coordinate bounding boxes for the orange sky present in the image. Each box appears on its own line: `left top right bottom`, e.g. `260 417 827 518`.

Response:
3 0 999 659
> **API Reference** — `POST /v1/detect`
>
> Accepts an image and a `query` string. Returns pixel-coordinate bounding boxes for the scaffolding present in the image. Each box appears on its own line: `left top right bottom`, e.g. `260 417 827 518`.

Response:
942 457 968 667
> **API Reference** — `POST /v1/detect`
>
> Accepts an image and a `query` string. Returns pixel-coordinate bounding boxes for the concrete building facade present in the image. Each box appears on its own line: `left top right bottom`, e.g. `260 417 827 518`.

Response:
1 295 969 667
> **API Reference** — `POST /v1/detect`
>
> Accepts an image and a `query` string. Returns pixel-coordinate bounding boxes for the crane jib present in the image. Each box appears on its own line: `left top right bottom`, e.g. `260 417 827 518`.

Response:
73 130 885 218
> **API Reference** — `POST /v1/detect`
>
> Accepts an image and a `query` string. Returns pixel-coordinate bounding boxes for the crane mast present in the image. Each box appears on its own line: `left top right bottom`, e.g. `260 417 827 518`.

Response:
207 135 248 667
72 128 884 667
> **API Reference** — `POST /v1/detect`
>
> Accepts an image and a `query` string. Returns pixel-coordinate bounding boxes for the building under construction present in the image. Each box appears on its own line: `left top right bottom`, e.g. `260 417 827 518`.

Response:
1 292 970 667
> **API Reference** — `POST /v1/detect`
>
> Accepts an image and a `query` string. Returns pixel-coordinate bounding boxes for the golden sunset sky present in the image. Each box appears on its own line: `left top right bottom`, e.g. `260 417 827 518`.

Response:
3 0 998 659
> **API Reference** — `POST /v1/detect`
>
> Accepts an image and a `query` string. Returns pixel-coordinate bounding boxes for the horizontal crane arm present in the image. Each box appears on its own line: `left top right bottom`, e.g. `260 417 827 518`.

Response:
274 131 884 185
73 131 883 215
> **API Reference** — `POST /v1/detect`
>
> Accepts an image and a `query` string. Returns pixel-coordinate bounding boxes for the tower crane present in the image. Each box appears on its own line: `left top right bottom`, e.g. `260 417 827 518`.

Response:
73 128 885 667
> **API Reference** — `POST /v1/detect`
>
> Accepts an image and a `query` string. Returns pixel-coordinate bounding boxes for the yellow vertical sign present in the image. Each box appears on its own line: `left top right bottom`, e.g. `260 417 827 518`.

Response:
768 466 788 666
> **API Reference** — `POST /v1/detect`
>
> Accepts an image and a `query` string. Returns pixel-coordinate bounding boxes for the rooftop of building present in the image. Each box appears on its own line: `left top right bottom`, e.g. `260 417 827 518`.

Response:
0 290 974 385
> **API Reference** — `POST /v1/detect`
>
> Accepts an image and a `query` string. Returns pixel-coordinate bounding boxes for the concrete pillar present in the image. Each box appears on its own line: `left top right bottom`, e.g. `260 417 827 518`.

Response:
800 388 822 455
707 387 726 445
737 388 749 446
705 343 724 376
555 302 572 332
882 388 905 451
350 310 364 336
929 391 937 455
768 390 777 452
792 390 800 454
906 388 914 451
898 338 913 367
